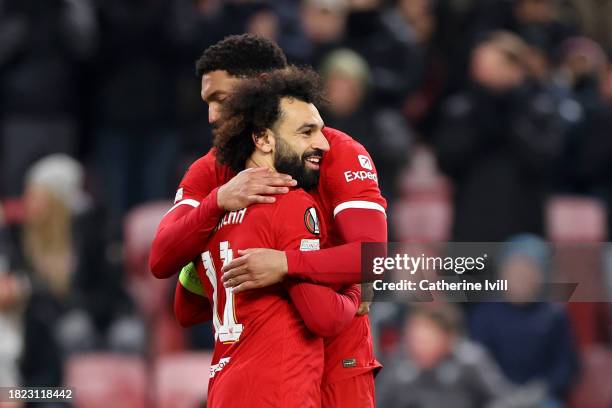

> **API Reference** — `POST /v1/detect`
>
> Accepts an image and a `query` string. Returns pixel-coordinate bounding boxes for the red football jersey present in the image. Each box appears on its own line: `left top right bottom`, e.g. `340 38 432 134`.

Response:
172 148 235 209
198 190 325 408
310 127 386 384
172 127 386 385
313 127 387 247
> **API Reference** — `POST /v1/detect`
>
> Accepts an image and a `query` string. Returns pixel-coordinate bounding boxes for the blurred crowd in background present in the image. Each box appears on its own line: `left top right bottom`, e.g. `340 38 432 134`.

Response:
1 0 612 407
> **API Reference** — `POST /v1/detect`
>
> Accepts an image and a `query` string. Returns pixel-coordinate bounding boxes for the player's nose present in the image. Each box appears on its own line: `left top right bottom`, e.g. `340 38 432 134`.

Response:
208 104 221 125
312 131 330 152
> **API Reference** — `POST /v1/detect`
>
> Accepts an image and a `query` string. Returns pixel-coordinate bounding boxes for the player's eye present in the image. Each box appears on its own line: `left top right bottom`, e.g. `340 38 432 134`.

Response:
209 94 227 104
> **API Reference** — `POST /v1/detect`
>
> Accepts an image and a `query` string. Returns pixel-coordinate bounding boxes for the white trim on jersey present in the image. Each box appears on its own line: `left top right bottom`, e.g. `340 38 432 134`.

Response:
333 200 386 218
165 198 200 215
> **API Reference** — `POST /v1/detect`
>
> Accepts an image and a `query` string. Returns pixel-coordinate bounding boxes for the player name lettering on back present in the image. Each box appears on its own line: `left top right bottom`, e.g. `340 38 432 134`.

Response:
344 170 378 184
216 208 247 231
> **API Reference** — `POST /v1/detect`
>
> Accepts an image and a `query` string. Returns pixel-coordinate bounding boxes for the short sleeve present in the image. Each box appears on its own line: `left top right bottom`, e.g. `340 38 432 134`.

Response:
320 140 387 218
272 191 325 252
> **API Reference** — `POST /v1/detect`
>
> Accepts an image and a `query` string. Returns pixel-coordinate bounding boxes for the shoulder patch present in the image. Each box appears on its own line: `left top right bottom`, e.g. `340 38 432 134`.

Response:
300 239 320 251
304 207 320 235
358 155 373 170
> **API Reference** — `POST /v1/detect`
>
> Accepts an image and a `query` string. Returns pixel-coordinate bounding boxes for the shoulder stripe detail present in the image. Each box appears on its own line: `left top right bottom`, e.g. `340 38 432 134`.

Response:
166 199 200 214
333 201 386 218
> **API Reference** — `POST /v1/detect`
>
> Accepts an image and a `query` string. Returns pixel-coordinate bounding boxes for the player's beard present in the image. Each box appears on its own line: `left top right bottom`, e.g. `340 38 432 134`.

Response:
274 137 321 191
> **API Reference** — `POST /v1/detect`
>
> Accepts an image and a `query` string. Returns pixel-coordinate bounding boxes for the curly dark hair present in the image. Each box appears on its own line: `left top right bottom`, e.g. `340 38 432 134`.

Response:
213 66 326 173
195 34 288 78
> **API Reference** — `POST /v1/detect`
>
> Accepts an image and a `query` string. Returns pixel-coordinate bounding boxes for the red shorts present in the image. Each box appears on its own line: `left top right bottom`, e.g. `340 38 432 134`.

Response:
321 372 375 408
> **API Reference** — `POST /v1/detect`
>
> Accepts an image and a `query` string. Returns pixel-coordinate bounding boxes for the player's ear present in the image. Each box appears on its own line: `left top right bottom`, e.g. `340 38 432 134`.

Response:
252 129 274 154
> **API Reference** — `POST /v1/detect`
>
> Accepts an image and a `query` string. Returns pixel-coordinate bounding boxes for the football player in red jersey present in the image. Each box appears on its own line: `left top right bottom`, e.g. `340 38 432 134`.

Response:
150 34 387 407
200 67 360 408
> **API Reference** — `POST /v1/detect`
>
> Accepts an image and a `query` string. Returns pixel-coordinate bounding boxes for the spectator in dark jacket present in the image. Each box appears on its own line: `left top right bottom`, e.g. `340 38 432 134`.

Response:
92 0 182 237
0 0 97 196
552 37 612 237
344 0 424 107
468 234 579 406
434 31 566 241
377 303 542 408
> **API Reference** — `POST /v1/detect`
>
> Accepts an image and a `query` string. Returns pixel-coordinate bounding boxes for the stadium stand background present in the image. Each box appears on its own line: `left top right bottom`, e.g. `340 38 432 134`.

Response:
0 0 611 406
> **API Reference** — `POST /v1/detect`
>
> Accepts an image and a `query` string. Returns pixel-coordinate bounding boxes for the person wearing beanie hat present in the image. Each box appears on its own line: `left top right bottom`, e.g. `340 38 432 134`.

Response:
25 154 86 213
321 48 412 227
496 233 551 302
321 48 371 88
18 154 144 388
468 234 579 406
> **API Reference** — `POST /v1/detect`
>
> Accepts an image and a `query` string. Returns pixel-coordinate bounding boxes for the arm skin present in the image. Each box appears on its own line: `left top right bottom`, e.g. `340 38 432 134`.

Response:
150 189 224 279
284 282 361 337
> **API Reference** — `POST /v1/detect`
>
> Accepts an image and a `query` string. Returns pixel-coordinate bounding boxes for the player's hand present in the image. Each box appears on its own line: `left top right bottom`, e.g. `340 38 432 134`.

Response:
356 302 371 316
356 283 374 315
221 248 288 293
217 167 297 211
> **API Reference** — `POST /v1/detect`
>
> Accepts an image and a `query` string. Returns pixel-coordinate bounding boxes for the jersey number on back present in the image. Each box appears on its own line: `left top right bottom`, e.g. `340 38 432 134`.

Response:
202 241 243 343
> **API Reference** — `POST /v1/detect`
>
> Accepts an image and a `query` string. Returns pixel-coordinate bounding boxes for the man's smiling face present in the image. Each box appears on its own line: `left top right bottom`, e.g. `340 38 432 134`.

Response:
269 97 329 190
